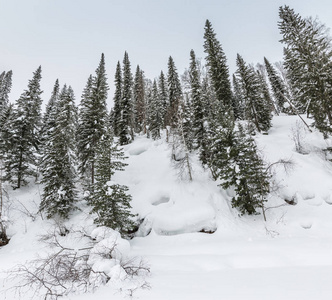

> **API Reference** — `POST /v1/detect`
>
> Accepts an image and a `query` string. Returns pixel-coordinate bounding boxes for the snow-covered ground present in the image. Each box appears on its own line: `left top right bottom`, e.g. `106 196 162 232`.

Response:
1 115 332 299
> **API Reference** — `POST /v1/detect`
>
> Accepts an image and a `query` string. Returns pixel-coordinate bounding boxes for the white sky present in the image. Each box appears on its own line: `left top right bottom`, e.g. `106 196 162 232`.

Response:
1 0 332 109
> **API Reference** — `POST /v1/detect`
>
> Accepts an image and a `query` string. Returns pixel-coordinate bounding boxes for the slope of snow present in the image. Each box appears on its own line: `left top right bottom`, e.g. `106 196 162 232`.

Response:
1 115 332 300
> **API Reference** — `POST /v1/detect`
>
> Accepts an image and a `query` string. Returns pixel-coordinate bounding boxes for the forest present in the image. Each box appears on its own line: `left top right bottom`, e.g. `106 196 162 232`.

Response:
1 5 332 299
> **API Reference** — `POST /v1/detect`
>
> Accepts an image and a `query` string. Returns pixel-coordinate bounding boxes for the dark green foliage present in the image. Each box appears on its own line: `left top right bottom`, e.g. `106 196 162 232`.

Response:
112 61 122 136
119 52 134 145
264 57 289 114
220 124 270 215
166 56 182 128
158 71 169 128
0 70 12 109
256 67 275 115
133 65 146 133
203 20 232 109
279 6 332 136
235 54 272 133
232 74 245 120
5 66 43 188
40 85 78 219
77 54 109 186
149 80 163 140
90 126 136 235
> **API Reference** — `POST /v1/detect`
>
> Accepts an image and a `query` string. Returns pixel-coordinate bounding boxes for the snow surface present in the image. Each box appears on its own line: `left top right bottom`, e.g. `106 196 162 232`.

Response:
1 115 332 299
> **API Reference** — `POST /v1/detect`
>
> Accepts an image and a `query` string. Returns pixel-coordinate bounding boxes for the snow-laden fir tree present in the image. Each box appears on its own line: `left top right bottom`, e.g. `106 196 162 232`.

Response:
77 54 109 187
0 70 12 109
278 6 332 136
166 56 182 128
232 74 245 120
256 67 275 115
264 57 290 114
40 85 78 219
220 124 270 217
235 54 272 133
149 79 163 140
119 51 134 145
4 66 42 188
203 19 233 110
90 125 136 236
158 70 169 128
112 61 122 137
133 65 146 134
189 49 205 150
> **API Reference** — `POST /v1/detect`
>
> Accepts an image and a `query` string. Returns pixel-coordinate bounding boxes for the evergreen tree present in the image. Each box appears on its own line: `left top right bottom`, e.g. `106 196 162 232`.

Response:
264 57 289 114
112 61 122 137
40 85 78 219
5 66 43 188
149 80 163 140
279 6 332 136
0 70 12 109
90 125 136 235
158 70 169 128
203 20 232 109
256 67 275 115
119 51 134 145
77 53 109 186
166 56 182 128
133 65 146 133
220 124 270 216
232 74 245 120
189 49 205 149
235 54 272 133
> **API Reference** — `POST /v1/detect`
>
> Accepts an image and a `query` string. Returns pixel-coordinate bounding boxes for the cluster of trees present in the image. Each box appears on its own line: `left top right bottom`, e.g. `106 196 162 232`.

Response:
1 6 332 243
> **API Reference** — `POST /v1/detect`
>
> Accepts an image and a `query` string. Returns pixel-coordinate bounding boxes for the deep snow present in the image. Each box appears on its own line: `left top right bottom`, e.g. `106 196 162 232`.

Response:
1 115 332 299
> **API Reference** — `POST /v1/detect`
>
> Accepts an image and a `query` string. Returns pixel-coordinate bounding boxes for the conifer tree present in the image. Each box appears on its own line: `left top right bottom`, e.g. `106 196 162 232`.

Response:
77 53 109 186
5 66 43 188
189 49 205 149
112 61 122 137
220 124 270 216
235 54 272 133
264 57 289 114
149 80 163 140
203 20 232 109
158 71 169 128
256 68 275 115
40 85 78 219
278 6 332 136
90 125 136 235
166 56 182 128
232 74 245 120
0 70 12 109
133 65 146 133
119 51 134 145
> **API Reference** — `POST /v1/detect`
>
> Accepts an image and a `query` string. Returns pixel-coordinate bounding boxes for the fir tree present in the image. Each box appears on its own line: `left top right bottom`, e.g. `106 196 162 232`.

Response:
5 66 43 188
119 51 134 145
264 57 289 114
158 70 169 128
232 74 245 120
149 80 163 140
77 53 109 186
235 54 272 133
133 65 146 133
0 70 12 109
189 49 205 150
90 125 136 235
112 61 122 137
279 6 332 136
203 20 232 109
166 56 182 128
40 85 78 219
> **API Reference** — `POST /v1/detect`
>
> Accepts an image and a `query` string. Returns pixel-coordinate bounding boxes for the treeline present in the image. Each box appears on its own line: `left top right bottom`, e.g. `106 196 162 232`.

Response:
1 6 332 240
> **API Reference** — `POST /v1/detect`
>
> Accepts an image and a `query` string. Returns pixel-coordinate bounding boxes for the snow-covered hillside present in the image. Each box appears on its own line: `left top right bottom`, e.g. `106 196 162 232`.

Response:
1 115 332 300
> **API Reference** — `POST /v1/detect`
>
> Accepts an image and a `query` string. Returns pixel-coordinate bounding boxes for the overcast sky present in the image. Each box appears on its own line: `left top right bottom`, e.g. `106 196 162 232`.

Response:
1 0 332 108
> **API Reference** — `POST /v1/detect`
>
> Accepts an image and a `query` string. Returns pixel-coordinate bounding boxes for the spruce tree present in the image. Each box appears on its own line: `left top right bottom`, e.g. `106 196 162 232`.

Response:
77 53 109 186
133 65 146 133
90 125 136 235
166 56 182 128
0 70 12 109
112 61 122 137
203 20 232 109
232 74 245 120
119 51 134 145
40 85 78 219
235 54 272 133
278 6 332 136
149 80 163 140
158 70 169 128
5 66 43 188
